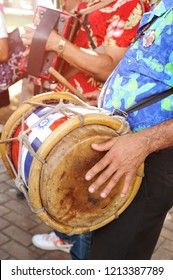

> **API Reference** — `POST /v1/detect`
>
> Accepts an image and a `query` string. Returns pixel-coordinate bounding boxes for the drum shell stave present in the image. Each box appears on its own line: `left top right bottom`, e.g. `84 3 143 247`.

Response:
0 92 144 234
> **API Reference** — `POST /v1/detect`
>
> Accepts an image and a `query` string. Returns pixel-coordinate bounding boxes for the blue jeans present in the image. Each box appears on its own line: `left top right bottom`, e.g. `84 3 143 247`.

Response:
55 230 92 260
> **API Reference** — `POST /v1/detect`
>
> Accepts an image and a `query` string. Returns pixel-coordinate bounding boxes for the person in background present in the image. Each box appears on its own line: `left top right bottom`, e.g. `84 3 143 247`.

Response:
21 0 150 259
0 3 8 61
20 0 56 103
0 2 9 133
84 0 173 259
22 0 150 97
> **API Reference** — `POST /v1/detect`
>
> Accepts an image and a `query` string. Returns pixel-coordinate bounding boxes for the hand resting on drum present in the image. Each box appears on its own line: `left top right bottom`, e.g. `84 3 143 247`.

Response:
85 130 151 199
85 89 101 107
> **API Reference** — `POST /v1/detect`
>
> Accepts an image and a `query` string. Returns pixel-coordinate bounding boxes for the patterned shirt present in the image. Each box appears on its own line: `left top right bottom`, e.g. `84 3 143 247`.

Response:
99 0 173 132
56 0 150 95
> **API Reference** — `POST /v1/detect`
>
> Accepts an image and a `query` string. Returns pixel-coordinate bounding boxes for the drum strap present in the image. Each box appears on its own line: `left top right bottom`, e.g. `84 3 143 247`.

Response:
126 88 173 114
113 88 173 116
27 9 60 77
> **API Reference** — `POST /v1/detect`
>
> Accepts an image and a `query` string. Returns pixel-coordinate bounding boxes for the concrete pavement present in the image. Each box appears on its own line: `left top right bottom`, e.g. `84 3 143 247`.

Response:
0 156 71 260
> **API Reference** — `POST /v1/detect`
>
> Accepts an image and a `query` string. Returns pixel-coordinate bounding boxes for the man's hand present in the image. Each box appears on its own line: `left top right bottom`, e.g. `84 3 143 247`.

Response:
85 90 100 106
21 25 36 47
21 26 60 54
85 132 149 198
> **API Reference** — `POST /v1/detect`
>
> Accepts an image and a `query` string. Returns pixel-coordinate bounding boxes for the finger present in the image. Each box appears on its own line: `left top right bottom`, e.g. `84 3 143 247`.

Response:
88 162 117 194
85 92 96 98
91 137 117 152
22 39 30 47
21 35 32 47
86 153 111 182
119 171 135 198
24 25 36 32
100 169 123 198
21 33 30 39
86 100 98 106
85 138 117 181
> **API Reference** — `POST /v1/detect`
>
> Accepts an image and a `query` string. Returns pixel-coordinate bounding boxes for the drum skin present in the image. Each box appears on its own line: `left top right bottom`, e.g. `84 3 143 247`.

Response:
0 92 144 234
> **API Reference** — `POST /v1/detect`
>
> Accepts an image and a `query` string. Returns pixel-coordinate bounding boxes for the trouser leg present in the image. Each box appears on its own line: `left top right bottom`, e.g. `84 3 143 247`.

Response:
90 148 173 260
55 231 92 260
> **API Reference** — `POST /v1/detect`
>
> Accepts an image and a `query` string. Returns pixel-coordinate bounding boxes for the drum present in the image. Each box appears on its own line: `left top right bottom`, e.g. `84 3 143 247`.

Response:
0 92 144 234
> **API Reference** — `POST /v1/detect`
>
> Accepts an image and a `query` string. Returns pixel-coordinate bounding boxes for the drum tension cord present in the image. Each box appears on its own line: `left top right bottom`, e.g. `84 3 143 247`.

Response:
0 96 145 216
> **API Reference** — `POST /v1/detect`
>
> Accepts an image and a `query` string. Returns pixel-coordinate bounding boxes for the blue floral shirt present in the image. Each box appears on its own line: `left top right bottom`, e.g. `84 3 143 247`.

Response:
99 0 173 132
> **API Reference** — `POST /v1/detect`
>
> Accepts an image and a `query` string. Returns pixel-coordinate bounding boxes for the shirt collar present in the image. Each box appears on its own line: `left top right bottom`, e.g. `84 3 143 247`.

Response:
139 0 172 29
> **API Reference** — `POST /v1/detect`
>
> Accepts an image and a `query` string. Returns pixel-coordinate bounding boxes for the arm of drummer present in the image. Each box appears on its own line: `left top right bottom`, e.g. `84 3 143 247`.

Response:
21 26 128 82
85 119 173 198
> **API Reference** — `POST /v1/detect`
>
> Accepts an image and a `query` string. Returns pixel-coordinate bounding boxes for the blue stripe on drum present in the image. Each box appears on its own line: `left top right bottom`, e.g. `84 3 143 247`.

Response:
34 106 52 118
31 137 42 152
24 152 33 185
24 137 42 185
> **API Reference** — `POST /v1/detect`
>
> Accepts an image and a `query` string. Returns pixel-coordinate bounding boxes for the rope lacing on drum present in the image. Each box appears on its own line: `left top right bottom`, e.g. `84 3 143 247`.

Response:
0 115 45 214
59 105 85 127
0 95 130 216
24 95 130 133
24 97 112 128
14 179 44 214
114 212 119 219
24 99 86 127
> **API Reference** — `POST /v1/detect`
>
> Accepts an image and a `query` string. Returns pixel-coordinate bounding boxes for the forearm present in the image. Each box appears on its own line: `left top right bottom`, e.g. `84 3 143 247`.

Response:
22 26 128 81
49 35 118 82
85 118 173 198
0 38 8 62
137 119 173 155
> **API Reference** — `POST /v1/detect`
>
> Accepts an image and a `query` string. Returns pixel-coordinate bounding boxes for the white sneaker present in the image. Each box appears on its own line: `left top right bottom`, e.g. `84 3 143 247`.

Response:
32 232 73 253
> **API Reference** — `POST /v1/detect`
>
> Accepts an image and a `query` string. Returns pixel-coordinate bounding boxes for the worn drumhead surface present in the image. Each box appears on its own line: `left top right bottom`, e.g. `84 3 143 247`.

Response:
39 124 138 232
1 92 143 234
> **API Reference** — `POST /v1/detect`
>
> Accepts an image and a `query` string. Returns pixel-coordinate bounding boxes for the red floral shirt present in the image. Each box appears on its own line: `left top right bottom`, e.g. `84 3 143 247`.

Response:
56 0 150 95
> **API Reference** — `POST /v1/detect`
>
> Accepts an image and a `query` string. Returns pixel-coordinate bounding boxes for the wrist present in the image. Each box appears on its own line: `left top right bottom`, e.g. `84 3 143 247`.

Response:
138 125 162 155
57 38 66 57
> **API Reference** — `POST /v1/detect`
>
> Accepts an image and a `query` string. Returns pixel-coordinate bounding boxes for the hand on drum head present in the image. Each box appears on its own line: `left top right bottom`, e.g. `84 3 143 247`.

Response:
85 132 149 198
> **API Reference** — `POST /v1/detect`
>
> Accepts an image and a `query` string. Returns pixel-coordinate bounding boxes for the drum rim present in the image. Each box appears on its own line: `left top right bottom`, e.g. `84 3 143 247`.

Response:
28 113 143 234
0 92 144 234
0 92 85 178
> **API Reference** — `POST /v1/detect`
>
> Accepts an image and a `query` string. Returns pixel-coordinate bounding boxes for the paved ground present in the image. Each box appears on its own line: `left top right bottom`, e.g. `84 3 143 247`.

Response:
0 82 173 260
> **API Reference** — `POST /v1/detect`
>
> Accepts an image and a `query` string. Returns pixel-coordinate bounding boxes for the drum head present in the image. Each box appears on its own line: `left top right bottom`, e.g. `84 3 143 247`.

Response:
0 92 144 234
28 114 144 234
40 125 139 231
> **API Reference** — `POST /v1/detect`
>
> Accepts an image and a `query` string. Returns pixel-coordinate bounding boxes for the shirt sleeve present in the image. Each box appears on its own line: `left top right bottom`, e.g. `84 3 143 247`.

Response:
104 0 150 48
